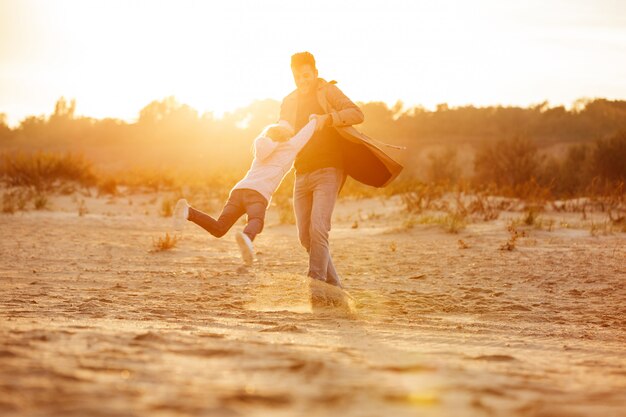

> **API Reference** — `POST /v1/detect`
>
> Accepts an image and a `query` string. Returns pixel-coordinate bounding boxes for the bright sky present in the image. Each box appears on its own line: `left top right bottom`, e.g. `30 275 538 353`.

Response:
1 0 625 126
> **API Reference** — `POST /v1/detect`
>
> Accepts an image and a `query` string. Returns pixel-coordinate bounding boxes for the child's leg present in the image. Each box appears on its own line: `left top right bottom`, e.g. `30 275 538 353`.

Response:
241 190 268 241
188 191 246 238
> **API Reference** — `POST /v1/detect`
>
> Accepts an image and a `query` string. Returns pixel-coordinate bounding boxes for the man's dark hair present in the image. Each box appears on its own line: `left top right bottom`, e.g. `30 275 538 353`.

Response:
291 52 316 69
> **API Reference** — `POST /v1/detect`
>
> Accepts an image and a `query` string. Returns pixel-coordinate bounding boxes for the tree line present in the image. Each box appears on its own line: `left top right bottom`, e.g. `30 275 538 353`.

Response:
1 96 625 196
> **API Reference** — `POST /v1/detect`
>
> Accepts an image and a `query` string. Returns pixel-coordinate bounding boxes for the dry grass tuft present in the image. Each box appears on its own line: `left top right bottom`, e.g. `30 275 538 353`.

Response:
500 224 527 251
33 193 48 210
151 232 180 252
77 199 88 216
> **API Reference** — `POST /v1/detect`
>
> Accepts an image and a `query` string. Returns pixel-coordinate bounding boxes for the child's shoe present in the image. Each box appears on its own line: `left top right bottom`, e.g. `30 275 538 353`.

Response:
235 231 254 266
173 199 189 231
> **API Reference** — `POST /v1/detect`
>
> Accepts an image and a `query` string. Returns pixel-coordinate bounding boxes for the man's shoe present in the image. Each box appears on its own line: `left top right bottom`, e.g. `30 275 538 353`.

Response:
173 199 189 231
235 231 254 266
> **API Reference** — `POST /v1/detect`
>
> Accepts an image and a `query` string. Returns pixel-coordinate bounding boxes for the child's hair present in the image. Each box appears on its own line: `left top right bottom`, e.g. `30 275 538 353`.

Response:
262 124 293 142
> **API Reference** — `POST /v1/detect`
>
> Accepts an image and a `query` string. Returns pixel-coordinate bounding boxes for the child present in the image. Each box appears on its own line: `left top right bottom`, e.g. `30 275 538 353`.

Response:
173 118 317 265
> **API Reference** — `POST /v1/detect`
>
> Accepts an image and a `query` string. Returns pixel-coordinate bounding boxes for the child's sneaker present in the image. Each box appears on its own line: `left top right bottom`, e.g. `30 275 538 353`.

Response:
173 199 189 231
235 231 254 266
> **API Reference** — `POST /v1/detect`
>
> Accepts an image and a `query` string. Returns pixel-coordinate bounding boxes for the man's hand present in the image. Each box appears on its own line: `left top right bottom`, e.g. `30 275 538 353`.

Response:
309 114 332 131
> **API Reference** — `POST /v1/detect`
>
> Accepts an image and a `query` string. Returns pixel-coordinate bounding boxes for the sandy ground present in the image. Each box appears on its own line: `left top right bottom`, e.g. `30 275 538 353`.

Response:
1 191 625 417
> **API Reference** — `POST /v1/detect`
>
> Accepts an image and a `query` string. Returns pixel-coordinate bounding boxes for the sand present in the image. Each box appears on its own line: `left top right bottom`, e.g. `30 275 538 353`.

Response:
1 192 625 417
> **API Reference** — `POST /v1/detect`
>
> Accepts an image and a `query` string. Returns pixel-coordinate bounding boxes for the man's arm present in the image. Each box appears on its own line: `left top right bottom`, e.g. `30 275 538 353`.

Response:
325 83 364 127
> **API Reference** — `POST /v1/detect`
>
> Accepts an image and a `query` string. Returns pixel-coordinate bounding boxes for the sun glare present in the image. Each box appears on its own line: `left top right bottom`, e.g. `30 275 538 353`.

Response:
1 0 625 125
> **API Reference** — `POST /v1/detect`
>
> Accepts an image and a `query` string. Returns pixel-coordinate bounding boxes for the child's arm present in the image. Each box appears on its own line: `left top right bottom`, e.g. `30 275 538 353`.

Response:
285 119 317 152
254 136 280 161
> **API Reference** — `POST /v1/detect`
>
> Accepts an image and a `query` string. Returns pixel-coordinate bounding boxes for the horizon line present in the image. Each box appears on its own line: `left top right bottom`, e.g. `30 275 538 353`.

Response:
2 95 624 129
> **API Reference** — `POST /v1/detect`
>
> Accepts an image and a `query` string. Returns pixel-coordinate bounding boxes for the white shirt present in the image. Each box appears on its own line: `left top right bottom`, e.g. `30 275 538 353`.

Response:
232 119 317 202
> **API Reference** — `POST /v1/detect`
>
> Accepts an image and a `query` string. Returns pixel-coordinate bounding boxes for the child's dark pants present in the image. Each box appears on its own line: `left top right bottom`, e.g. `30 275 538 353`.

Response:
188 188 268 241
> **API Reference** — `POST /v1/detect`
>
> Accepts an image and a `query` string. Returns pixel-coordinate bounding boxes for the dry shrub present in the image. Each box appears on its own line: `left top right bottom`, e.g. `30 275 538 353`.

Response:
531 131 624 198
77 199 88 216
589 220 613 237
510 178 552 205
586 179 625 214
441 213 466 233
427 148 460 184
415 213 466 234
33 193 48 210
500 223 527 251
2 192 15 214
474 136 542 190
592 131 626 182
523 209 538 226
97 178 118 196
2 188 32 213
543 144 591 196
453 187 503 221
0 151 95 191
151 232 180 252
401 183 446 214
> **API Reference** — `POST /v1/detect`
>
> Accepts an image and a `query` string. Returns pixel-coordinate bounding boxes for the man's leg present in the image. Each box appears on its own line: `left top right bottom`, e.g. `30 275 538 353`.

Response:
293 172 313 252
242 190 268 241
325 257 343 288
308 168 342 282
325 172 346 287
188 190 245 238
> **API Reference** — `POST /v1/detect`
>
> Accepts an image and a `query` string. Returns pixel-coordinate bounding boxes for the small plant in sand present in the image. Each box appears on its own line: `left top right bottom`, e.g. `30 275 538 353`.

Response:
523 207 541 226
33 193 48 210
151 232 180 252
2 192 16 214
2 188 35 213
442 213 466 234
17 189 31 210
500 223 527 251
458 191 502 222
401 215 416 231
589 220 612 237
414 213 466 234
534 218 555 231
401 183 445 214
77 199 88 216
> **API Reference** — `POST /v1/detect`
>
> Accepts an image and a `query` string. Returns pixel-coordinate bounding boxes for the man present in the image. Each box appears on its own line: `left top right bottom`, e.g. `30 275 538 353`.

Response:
279 52 403 288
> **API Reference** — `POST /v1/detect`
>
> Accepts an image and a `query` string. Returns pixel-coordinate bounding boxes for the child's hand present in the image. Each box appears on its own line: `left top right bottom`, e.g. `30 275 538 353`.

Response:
309 114 332 131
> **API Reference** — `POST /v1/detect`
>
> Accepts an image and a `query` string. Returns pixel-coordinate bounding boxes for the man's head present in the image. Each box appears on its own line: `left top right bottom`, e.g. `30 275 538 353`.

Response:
291 52 318 95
